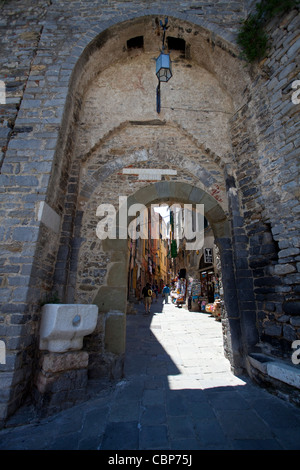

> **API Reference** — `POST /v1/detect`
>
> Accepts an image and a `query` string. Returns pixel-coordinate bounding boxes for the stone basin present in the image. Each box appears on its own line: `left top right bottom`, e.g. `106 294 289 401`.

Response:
39 304 98 353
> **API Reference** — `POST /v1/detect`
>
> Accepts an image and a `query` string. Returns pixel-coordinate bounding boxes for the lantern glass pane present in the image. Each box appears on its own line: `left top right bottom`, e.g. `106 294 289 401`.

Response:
156 53 172 82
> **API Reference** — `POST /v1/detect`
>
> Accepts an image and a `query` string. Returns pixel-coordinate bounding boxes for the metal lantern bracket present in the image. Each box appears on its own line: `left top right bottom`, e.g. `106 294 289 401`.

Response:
156 17 172 113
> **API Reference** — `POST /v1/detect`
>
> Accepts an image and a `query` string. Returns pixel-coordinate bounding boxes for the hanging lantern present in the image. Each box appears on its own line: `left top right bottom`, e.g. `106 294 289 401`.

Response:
156 52 172 83
155 17 172 114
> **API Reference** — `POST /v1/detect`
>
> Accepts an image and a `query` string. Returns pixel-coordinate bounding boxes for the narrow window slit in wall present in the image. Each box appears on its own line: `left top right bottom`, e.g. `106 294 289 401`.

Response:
127 36 144 50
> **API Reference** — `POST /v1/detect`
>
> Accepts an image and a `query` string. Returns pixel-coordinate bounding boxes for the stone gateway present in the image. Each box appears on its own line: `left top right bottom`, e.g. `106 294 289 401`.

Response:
0 0 299 426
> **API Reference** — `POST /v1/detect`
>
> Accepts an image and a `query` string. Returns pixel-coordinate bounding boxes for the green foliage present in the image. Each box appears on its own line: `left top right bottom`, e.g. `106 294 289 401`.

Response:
237 0 299 63
237 13 269 63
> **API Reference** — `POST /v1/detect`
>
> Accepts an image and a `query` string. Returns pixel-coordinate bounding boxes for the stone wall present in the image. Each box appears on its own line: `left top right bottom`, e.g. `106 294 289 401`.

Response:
0 0 48 170
0 0 299 423
229 8 300 358
259 9 300 353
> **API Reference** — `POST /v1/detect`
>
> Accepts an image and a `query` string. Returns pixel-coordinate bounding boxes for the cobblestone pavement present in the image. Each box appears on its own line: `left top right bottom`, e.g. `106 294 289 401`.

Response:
1 297 300 450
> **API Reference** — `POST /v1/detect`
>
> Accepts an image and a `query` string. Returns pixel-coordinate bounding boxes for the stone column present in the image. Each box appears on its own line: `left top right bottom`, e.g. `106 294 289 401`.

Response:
216 236 244 374
34 304 98 415
34 350 89 416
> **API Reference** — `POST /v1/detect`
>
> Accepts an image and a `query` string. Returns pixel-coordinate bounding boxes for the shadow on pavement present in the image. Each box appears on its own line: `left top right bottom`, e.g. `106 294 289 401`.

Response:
99 295 300 450
1 295 300 450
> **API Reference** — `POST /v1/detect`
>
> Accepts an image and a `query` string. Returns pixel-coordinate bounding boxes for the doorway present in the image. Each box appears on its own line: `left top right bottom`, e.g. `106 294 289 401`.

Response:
75 181 248 380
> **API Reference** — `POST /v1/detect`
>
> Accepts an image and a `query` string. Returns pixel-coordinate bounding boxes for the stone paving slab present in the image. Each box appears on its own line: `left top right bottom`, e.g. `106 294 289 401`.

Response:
1 296 300 450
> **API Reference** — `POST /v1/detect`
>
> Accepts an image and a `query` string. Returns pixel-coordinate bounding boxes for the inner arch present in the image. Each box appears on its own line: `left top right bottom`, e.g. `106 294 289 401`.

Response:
83 181 243 376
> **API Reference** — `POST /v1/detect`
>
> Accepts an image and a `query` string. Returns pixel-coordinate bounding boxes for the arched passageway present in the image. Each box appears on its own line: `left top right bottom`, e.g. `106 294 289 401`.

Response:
5 9 299 424
63 179 256 381
48 15 259 386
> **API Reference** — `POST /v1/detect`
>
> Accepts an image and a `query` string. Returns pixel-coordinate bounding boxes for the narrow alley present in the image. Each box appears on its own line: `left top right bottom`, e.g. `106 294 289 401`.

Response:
1 297 300 451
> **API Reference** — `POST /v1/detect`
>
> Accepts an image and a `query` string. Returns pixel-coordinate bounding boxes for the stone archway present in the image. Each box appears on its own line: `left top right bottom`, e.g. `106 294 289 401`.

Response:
72 180 247 380
1 5 298 426
49 15 258 383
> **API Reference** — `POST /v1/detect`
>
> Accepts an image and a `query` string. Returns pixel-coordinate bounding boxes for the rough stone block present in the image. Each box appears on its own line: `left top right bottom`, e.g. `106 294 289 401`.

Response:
283 323 298 342
188 186 206 205
264 321 282 337
13 226 39 242
37 201 61 234
106 262 127 287
105 310 125 355
130 184 158 206
278 247 299 258
40 351 89 373
290 316 300 327
49 369 88 393
247 353 273 374
36 368 88 394
94 286 127 313
274 263 297 275
283 301 300 316
236 277 253 291
267 362 300 389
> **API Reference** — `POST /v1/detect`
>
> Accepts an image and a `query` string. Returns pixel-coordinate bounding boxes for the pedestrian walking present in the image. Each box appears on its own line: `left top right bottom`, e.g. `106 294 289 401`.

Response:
162 284 170 303
142 282 152 314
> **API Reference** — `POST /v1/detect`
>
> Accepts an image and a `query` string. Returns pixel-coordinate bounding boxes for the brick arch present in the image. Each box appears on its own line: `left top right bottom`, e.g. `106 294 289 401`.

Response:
74 163 229 307
48 11 261 395
67 13 247 110
84 181 245 376
0 3 297 426
49 11 251 313
82 120 229 171
48 13 250 210
53 12 247 312
68 11 239 67
52 11 257 378
71 50 236 168
50 13 249 312
78 120 228 213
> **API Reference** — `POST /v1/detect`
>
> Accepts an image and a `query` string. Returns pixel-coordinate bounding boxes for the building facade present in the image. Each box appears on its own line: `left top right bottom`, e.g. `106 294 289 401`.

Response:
127 208 170 301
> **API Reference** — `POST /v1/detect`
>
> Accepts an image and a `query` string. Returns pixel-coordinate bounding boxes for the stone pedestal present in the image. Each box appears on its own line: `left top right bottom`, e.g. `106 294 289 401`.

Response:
35 303 98 416
34 351 89 416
